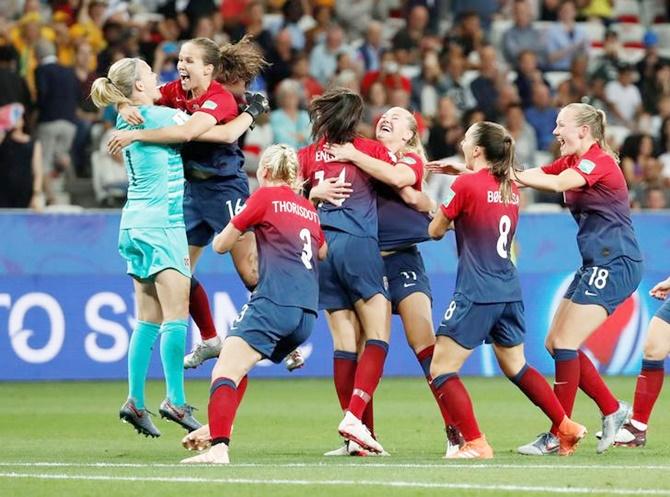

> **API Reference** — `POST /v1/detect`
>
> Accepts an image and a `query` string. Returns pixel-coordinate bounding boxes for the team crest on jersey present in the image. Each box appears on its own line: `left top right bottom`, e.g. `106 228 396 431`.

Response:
578 159 596 174
184 256 191 269
400 156 416 165
442 186 456 207
202 100 218 110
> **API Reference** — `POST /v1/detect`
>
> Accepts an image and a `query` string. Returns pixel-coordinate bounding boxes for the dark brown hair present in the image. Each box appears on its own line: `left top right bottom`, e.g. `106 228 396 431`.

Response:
471 121 517 203
189 35 268 84
309 87 363 143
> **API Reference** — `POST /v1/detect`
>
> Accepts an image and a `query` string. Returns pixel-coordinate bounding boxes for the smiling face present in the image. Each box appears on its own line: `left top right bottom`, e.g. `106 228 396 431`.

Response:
553 107 585 156
177 42 213 93
375 106 413 151
460 125 479 169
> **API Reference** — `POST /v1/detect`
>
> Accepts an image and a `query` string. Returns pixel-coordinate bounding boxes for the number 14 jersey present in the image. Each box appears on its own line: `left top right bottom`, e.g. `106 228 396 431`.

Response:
231 186 325 313
440 169 522 303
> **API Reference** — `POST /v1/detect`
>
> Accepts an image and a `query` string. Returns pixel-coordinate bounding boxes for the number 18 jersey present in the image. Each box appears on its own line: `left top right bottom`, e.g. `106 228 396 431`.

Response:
231 186 325 313
440 169 522 303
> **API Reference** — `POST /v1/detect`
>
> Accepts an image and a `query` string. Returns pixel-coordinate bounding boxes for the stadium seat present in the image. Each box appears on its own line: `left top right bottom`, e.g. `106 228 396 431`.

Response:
651 23 670 47
578 22 606 44
610 22 646 45
544 71 571 90
490 19 514 50
620 46 646 64
613 0 641 22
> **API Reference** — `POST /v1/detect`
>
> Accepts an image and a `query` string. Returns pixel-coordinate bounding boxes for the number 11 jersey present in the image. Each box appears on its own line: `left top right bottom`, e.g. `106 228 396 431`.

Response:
440 169 522 303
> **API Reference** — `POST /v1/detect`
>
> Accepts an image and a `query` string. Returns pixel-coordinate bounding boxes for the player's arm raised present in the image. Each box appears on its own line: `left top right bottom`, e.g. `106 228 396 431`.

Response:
324 142 417 189
513 167 586 192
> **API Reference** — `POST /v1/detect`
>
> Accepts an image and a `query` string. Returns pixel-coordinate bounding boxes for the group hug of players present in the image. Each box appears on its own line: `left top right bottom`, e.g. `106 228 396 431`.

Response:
90 35 670 464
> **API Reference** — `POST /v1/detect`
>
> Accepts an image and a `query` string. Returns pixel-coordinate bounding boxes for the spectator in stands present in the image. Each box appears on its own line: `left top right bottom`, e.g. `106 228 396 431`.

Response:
637 31 670 88
621 133 658 187
392 4 429 65
361 49 411 98
0 45 31 111
411 50 448 121
605 63 643 128
642 62 670 115
515 50 549 108
309 23 351 86
643 186 668 210
443 11 486 61
427 96 463 161
540 0 561 21
443 50 476 113
0 103 43 210
265 29 296 95
451 0 499 29
228 1 273 53
97 21 126 76
544 0 589 71
360 80 388 137
72 41 98 178
270 79 311 150
503 0 546 67
470 44 505 121
356 21 384 73
505 102 537 168
10 12 45 98
591 30 621 82
34 39 79 205
579 0 614 23
306 6 334 52
555 54 589 106
273 0 310 51
290 52 323 103
334 0 390 39
525 83 559 151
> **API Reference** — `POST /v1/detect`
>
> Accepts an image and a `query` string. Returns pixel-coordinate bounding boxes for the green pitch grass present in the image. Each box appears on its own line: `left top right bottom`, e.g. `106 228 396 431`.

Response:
1 376 669 497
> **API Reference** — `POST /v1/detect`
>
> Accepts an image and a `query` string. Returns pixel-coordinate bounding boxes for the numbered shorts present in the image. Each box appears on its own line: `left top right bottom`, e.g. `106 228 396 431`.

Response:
118 227 191 281
654 300 670 324
184 176 250 247
565 257 643 315
227 297 316 363
318 230 389 311
436 294 525 350
383 246 432 314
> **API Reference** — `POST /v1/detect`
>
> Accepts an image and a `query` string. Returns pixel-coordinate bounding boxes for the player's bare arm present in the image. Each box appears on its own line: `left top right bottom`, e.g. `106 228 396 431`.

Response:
213 223 244 254
428 209 453 240
513 167 586 192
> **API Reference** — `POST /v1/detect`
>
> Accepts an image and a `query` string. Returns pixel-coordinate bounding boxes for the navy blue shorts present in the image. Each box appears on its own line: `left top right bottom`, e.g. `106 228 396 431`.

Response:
383 246 432 314
227 297 316 364
655 300 670 325
184 177 250 247
436 294 525 350
318 230 389 311
565 257 643 315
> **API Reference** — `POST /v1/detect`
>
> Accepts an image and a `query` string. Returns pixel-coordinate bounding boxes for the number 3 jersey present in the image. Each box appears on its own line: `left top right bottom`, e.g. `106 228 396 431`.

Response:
231 185 325 313
441 169 522 303
298 137 391 239
116 105 187 229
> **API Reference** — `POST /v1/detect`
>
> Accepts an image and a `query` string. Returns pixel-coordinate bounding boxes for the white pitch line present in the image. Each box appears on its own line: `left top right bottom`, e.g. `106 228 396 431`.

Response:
1 461 670 471
1 471 669 496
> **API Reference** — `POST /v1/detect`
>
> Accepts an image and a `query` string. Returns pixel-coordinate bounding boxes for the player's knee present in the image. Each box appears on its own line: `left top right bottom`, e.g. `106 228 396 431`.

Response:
643 340 668 361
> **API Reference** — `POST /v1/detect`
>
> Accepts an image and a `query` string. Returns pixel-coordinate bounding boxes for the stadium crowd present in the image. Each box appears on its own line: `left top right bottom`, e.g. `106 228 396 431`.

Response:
0 0 669 210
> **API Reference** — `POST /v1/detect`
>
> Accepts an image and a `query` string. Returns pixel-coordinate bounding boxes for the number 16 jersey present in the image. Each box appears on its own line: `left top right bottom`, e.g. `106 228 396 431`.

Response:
440 169 522 303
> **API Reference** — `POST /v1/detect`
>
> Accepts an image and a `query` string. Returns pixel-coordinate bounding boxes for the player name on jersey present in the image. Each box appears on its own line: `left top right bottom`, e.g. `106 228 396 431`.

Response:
487 190 520 205
272 200 320 223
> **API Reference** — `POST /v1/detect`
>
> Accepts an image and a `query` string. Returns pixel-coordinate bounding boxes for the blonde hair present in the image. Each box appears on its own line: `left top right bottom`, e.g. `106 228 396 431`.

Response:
260 144 302 192
400 110 427 163
90 58 141 109
564 102 619 163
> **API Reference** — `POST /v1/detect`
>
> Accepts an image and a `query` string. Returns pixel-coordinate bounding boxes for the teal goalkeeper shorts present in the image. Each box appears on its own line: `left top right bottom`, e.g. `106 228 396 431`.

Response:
118 227 191 281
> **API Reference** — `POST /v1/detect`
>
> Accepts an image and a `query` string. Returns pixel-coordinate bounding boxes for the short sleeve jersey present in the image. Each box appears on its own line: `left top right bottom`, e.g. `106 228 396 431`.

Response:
117 105 187 229
377 151 431 250
298 137 391 239
157 80 245 179
541 143 642 265
441 169 522 303
231 185 325 313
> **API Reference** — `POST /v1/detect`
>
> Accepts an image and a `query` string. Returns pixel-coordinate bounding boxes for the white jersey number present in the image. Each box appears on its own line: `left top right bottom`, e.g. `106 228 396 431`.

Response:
315 169 347 206
299 228 313 270
496 215 512 259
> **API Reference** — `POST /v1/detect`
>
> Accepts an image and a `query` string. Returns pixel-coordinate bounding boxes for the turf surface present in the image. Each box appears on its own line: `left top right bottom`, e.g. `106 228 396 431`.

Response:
1 376 669 497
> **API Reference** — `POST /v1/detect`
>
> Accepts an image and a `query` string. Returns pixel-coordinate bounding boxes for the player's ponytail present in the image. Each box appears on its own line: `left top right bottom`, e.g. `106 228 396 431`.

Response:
565 102 619 163
472 121 517 204
90 58 139 109
261 144 302 193
218 35 268 85
400 111 427 163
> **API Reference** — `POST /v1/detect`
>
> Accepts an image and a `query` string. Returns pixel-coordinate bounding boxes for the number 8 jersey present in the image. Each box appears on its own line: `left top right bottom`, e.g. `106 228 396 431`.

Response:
441 169 522 303
231 185 325 313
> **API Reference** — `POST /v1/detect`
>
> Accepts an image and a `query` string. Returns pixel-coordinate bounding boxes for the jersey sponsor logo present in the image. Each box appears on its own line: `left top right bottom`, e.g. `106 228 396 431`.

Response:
202 100 218 110
399 156 416 165
442 186 456 208
577 159 596 174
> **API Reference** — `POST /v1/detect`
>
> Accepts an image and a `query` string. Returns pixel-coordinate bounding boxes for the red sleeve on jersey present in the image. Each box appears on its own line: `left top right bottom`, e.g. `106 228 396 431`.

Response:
156 81 179 107
355 137 391 162
198 88 238 124
569 149 611 187
541 155 572 175
232 188 267 232
396 152 424 188
439 175 467 220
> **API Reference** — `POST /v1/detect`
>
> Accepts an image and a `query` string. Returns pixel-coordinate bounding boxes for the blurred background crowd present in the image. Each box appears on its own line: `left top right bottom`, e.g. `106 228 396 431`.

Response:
0 0 669 211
